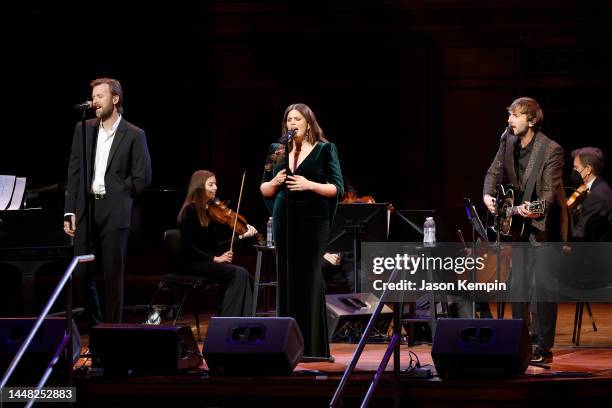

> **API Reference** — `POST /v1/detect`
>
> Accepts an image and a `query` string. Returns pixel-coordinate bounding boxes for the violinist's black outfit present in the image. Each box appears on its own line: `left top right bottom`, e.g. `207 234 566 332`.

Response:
572 177 612 242
179 203 253 317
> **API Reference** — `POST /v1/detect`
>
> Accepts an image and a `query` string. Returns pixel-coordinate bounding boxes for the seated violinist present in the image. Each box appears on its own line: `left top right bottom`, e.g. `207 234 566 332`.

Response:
177 170 257 317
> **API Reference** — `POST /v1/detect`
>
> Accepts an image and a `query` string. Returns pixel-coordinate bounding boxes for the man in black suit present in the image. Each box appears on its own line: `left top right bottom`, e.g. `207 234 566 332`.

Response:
64 78 152 325
571 147 612 242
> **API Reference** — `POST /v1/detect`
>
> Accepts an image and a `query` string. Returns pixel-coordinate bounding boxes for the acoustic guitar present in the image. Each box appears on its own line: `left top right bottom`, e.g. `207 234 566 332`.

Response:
497 185 546 241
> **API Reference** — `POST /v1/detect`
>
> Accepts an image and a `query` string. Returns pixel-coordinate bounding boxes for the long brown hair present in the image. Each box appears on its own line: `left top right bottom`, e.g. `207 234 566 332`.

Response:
281 103 328 155
177 170 215 227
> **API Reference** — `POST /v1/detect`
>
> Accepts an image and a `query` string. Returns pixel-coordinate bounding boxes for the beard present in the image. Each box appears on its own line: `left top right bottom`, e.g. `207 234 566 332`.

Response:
512 126 529 137
95 105 113 120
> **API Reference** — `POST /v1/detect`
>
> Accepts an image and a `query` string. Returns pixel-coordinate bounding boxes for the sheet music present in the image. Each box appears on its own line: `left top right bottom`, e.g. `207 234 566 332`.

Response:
0 175 16 210
8 177 26 210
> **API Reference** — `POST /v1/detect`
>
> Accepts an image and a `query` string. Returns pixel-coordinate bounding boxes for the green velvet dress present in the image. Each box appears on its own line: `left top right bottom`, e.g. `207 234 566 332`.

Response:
262 141 344 358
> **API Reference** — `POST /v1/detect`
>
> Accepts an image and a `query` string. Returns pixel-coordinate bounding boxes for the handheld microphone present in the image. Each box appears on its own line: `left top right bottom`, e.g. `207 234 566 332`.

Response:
74 101 93 110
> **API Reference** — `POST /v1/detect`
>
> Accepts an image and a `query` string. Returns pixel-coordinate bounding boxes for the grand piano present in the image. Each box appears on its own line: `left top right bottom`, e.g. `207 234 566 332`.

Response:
0 183 73 314
0 183 188 315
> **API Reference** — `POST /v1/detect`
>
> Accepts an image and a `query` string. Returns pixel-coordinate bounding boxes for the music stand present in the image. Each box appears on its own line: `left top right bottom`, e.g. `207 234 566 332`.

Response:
462 198 489 243
462 198 487 318
388 209 435 242
327 203 389 293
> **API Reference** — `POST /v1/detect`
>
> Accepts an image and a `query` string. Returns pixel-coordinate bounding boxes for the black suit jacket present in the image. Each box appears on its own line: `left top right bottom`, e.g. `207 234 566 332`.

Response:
483 131 568 241
65 117 152 229
572 177 612 242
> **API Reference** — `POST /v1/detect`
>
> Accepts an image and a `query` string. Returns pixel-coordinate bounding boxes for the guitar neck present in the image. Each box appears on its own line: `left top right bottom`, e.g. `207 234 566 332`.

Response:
505 202 544 217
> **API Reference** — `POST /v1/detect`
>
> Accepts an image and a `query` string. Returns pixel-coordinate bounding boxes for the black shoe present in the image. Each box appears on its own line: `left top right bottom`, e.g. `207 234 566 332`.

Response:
530 346 553 364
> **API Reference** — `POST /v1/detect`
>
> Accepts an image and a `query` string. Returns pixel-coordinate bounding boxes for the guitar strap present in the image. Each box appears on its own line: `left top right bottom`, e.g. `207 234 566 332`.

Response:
522 135 550 204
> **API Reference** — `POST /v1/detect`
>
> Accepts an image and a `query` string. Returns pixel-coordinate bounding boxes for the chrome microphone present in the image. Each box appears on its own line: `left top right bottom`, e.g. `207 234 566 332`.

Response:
74 101 93 110
280 128 297 143
500 126 512 141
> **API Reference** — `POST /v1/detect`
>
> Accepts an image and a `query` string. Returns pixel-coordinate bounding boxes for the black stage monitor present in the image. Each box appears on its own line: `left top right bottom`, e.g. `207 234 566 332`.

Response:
203 317 304 376
431 318 531 378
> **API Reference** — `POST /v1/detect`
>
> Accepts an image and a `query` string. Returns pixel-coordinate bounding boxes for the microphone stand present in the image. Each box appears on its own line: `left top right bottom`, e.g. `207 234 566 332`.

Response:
283 132 292 322
462 198 489 318
494 130 509 319
66 104 90 390
79 107 91 254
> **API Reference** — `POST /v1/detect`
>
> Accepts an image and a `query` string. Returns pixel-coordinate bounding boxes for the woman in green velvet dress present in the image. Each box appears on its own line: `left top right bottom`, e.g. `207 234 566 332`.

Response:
261 103 344 360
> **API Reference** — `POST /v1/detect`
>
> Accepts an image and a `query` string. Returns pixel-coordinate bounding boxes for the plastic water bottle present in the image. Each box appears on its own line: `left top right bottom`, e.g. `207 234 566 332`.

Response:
266 217 274 247
423 217 436 247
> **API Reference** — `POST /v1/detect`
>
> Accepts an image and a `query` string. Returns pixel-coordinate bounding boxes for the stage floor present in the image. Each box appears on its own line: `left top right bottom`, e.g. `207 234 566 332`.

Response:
73 302 612 407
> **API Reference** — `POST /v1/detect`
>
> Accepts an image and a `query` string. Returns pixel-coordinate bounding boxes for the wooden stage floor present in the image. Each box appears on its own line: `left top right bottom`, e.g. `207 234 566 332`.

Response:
73 302 612 407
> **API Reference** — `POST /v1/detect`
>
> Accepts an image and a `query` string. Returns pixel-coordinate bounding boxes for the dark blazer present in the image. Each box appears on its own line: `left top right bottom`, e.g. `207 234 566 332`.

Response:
572 177 612 242
483 131 568 241
65 117 152 229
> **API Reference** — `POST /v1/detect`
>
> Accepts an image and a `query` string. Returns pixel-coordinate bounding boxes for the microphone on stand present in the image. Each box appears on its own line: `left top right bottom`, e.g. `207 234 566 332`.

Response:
280 128 297 144
492 127 512 225
74 101 93 110
500 126 512 142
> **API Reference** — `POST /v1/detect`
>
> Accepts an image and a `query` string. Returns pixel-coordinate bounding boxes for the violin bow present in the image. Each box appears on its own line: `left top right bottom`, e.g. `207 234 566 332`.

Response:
230 171 247 252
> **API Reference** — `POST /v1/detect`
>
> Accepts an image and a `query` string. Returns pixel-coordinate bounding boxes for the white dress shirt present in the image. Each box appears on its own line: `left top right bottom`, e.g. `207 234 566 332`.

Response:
92 115 122 194
586 176 597 191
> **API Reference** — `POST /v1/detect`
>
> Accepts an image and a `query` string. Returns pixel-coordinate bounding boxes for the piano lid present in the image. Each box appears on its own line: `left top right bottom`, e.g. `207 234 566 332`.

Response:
23 182 66 210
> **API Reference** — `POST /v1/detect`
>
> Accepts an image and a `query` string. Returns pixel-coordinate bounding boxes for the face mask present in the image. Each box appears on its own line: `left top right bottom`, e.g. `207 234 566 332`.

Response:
570 169 584 186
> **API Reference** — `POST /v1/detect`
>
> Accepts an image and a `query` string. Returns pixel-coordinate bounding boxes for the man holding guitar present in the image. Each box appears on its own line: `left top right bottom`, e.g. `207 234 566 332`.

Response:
483 97 568 364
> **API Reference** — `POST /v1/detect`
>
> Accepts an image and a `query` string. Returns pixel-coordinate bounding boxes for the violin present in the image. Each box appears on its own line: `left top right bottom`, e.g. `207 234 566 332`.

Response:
207 198 265 244
341 190 376 204
341 190 399 215
567 184 589 223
